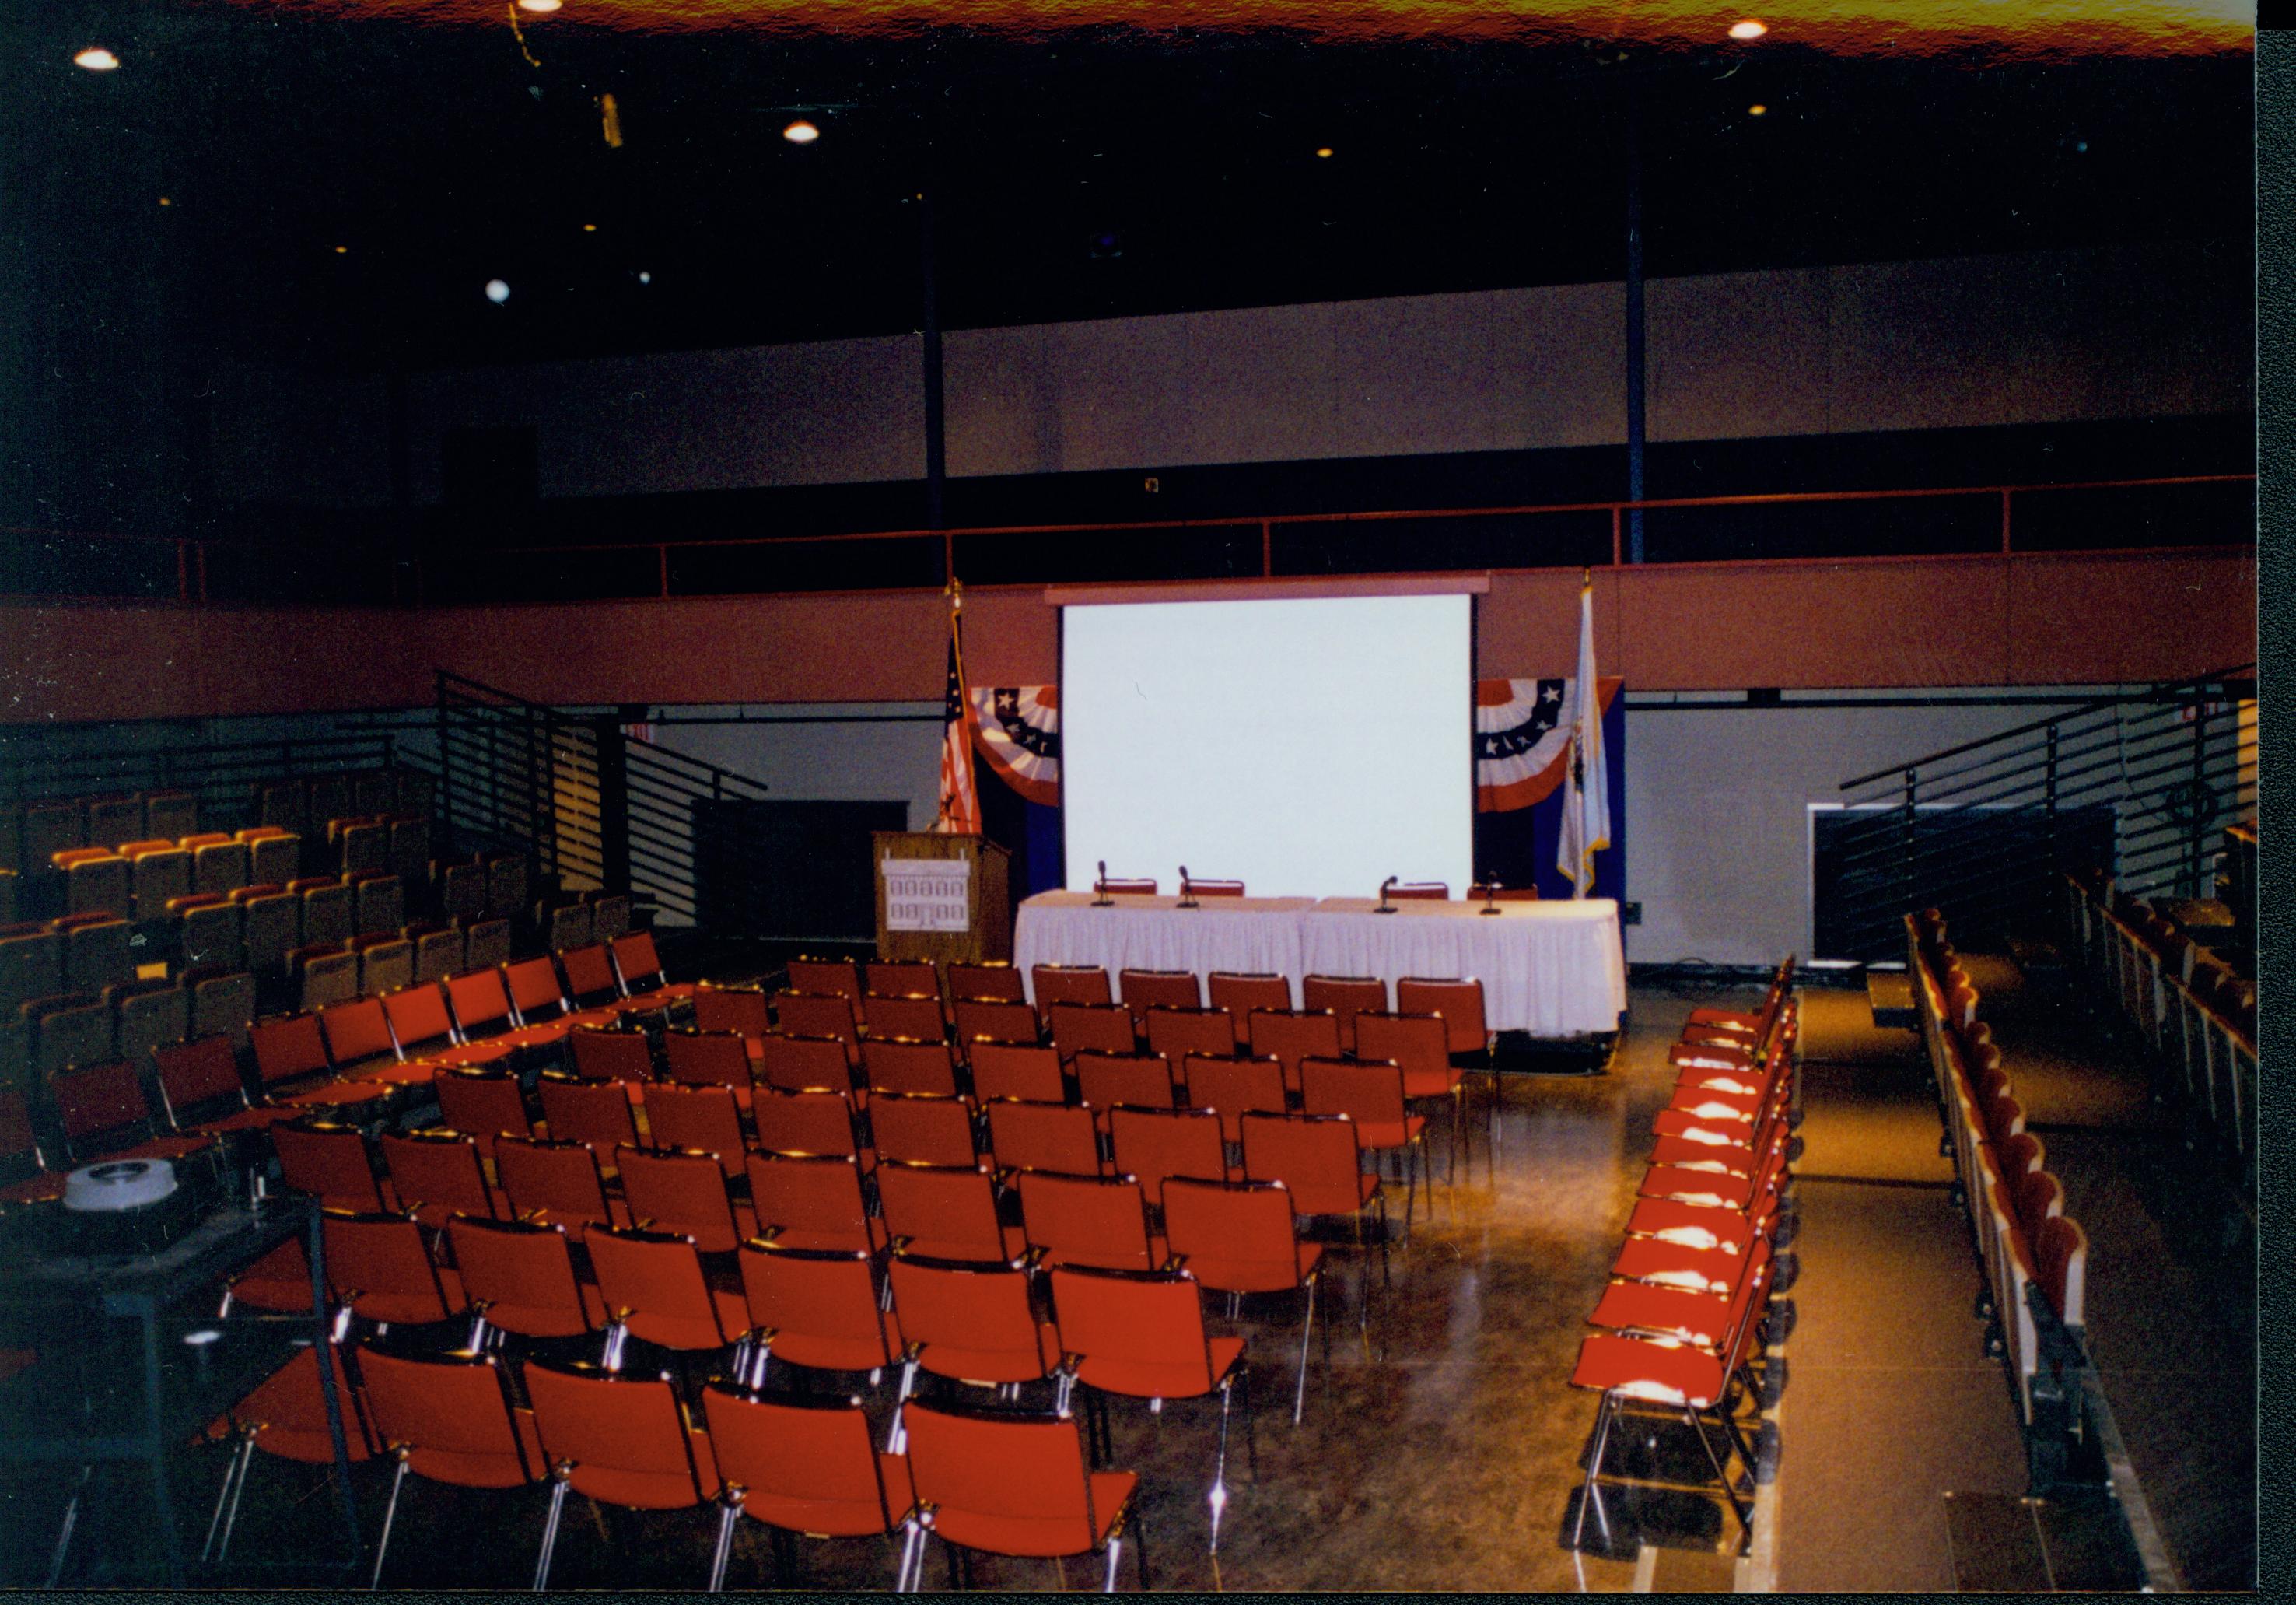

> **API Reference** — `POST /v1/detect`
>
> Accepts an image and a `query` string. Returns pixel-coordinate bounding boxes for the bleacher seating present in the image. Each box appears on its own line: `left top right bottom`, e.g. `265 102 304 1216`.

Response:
1908 910 2094 1489
2062 869 2256 1191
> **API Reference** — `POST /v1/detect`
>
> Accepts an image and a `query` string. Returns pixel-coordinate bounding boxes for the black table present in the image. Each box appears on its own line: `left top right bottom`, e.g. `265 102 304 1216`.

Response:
0 1197 362 1585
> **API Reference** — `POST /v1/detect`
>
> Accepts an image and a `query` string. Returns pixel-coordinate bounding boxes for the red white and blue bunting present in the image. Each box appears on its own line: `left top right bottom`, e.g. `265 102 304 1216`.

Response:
1475 676 1622 813
970 685 1061 807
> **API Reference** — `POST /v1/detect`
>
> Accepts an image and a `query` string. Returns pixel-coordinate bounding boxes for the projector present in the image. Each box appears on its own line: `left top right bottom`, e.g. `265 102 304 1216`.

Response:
57 1152 222 1259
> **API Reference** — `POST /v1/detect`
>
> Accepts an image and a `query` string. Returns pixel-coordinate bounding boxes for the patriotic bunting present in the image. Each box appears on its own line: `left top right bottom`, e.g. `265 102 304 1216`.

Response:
970 685 1062 806
1475 675 1622 813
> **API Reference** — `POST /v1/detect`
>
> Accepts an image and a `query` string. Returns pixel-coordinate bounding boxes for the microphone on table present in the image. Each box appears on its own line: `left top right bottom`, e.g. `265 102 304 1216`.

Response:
1177 866 1199 909
1091 860 1114 907
1374 874 1399 913
1479 875 1503 915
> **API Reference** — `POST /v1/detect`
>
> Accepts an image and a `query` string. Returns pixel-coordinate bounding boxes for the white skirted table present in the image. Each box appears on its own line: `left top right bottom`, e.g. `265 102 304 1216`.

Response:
1300 897 1627 1036
1012 890 1628 1036
1013 893 1319 1005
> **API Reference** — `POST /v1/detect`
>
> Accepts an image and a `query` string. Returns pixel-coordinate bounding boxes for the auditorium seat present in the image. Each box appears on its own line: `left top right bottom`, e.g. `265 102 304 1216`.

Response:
350 931 415 997
307 776 351 836
181 964 257 1050
169 892 242 972
460 914 513 971
236 825 300 888
109 975 188 1069
1 923 67 1020
586 891 632 944
251 778 307 837
140 789 197 843
384 816 429 892
124 841 191 923
232 884 300 981
292 875 354 949
185 833 251 896
30 992 117 1080
53 847 129 920
436 859 486 926
348 870 404 938
333 818 388 878
290 941 359 1013
541 898 594 954
403 920 464 987
351 770 396 818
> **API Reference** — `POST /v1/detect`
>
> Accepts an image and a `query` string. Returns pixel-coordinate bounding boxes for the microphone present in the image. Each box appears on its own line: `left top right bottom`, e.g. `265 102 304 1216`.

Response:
1479 875 1503 915
1374 874 1399 913
1091 859 1113 907
1178 865 1199 909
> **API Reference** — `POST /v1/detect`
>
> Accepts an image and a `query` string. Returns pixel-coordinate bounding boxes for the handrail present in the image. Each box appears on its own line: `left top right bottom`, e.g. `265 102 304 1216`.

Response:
1838 664 2254 791
0 471 2258 606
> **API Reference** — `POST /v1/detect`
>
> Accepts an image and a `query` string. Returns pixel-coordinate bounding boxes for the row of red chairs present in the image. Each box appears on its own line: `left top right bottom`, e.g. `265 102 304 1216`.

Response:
1566 962 1800 1558
0 933 687 1203
210 1336 1148 1590
1908 913 2088 1440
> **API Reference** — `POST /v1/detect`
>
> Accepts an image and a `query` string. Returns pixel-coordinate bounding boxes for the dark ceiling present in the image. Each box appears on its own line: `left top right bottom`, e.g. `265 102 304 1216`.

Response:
2 4 2254 376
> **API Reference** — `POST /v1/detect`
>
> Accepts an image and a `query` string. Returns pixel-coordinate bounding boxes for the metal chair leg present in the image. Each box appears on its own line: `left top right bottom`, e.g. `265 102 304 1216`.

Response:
533 1478 569 1590
213 1429 256 1564
706 1498 740 1592
1101 1534 1123 1593
1572 1391 1619 1551
48 1461 94 1586
369 1456 411 1588
1293 1274 1317 1424
1208 1378 1233 1554
201 1442 247 1563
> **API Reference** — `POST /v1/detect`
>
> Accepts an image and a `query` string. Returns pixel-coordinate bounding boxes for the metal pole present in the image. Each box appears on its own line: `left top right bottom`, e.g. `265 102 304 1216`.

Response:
921 187 947 535
1624 84 1647 565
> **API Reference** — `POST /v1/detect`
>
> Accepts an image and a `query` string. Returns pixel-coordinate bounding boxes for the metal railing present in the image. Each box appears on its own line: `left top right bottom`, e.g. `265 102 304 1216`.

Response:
435 671 772 927
0 727 411 835
1822 667 2256 962
0 468 2256 605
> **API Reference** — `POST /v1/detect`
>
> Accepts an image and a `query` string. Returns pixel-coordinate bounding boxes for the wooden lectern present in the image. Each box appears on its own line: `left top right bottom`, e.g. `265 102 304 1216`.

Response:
873 832 1013 964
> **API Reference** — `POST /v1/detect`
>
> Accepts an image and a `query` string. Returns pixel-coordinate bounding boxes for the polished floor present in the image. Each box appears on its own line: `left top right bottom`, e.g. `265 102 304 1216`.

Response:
0 969 2249 1590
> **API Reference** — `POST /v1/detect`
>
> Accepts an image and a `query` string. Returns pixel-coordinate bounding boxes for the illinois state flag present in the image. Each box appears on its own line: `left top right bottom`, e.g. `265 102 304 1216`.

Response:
1556 572 1611 896
933 585 982 834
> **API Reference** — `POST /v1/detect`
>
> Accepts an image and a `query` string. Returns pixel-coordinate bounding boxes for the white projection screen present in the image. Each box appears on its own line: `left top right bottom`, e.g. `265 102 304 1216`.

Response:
1060 593 1475 899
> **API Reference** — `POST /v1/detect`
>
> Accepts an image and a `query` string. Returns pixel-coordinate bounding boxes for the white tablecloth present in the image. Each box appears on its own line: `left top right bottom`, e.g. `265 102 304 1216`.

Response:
1012 890 1628 1035
1013 893 1319 1006
1301 898 1627 1036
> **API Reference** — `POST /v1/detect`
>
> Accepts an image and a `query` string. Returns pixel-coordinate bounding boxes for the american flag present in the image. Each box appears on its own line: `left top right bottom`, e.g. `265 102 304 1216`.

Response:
933 583 981 834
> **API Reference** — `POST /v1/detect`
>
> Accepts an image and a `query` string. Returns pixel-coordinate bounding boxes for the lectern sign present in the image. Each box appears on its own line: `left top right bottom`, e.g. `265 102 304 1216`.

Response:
884 857 972 932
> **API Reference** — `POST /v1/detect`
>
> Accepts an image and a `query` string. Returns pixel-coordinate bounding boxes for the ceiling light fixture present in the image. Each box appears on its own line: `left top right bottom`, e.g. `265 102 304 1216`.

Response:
1748 103 1768 116
73 47 119 71
782 119 820 145
516 0 562 12
1314 146 1334 159
485 279 511 303
157 196 171 207
637 270 652 285
334 244 348 254
583 223 598 232
1728 19 1767 40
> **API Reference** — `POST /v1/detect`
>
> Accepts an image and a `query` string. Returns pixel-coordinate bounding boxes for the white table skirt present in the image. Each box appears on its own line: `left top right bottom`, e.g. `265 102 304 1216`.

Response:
1014 893 1320 1006
1012 890 1627 1035
1300 897 1627 1036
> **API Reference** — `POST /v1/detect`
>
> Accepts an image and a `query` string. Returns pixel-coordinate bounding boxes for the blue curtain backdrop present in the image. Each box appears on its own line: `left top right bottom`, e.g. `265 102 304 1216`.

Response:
975 689 1626 904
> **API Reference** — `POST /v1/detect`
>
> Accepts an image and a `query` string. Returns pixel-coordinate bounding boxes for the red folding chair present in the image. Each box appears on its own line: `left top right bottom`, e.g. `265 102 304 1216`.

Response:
702 1384 917 1589
523 1358 723 1589
968 1042 1065 1103
863 993 947 1044
746 1150 886 1255
1247 1009 1341 1097
644 1082 748 1177
1300 976 1387 1053
450 1214 609 1345
1031 963 1112 1018
1206 974 1289 1047
877 1162 1025 1263
1300 1057 1429 1236
864 1037 962 1099
734 1240 904 1383
615 1144 758 1253
954 997 1041 1047
894 1402 1143 1592
1164 1177 1326 1421
1017 1171 1165 1272
870 1092 979 1168
1050 1263 1250 1554
1143 1006 1237 1066
756 1032 856 1095
1116 969 1198 1034
585 1225 755 1369
1073 1050 1177 1120
947 962 1025 1004
1048 1001 1136 1064
987 1099 1104 1178
357 1345 548 1588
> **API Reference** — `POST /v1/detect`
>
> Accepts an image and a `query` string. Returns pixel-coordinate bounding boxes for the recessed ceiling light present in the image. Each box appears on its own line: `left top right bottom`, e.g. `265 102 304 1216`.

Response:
637 270 652 285
1748 103 1769 116
782 119 820 145
485 279 511 303
582 223 598 232
157 195 171 207
73 47 119 72
1314 146 1334 159
334 244 348 254
516 0 562 12
1728 19 1767 40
